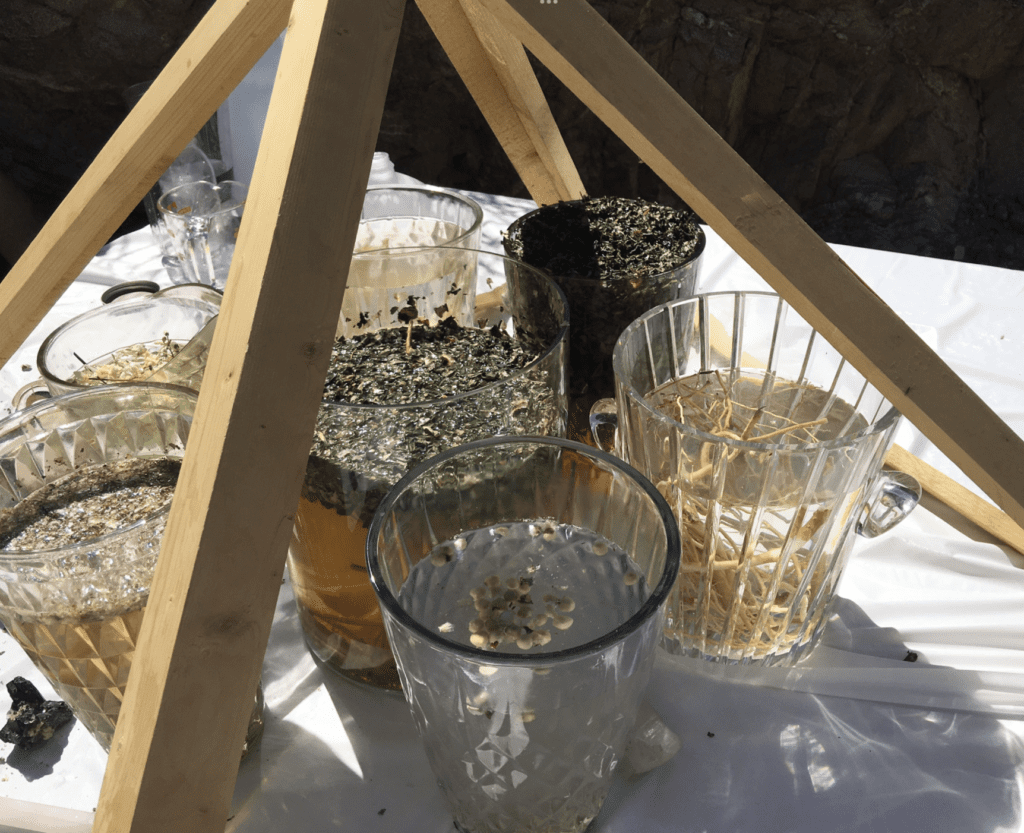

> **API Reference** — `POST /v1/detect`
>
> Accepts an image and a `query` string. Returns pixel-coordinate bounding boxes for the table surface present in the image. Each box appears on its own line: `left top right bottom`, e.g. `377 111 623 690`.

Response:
1 186 1022 833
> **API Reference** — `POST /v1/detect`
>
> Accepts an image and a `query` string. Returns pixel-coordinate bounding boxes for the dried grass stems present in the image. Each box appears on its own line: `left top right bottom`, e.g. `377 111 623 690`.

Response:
656 372 837 658
70 334 182 385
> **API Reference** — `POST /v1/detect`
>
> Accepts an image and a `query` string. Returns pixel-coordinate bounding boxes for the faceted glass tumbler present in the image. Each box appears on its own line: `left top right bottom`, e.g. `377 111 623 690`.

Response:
157 179 247 290
288 250 569 690
592 292 920 665
0 384 264 756
367 436 680 833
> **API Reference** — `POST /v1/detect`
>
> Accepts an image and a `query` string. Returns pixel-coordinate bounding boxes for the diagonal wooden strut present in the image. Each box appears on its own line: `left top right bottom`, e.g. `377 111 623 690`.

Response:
91 0 407 830
478 0 1024 529
0 0 289 369
415 0 584 205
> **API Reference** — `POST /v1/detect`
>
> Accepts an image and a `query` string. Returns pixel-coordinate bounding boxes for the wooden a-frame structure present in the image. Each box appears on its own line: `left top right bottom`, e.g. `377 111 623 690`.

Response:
0 0 1022 830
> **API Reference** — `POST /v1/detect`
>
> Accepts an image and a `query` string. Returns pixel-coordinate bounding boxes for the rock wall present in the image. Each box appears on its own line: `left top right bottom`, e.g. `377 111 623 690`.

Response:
380 0 1024 269
2 0 1024 275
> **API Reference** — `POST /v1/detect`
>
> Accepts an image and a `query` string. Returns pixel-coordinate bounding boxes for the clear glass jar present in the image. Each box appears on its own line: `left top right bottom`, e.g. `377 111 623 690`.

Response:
0 384 264 757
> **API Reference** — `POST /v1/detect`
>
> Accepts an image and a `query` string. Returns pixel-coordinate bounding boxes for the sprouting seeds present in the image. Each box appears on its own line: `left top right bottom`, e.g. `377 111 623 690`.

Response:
466 570 568 651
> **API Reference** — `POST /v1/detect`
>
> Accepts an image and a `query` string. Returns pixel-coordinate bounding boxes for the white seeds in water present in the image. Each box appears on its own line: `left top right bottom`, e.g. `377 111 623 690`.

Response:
552 614 574 630
470 633 488 647
521 709 536 723
624 571 640 586
591 541 609 556
478 665 498 676
439 621 454 633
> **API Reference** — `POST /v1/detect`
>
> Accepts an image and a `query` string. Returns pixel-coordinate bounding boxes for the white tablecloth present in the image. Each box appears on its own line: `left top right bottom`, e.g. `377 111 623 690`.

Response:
1 190 1022 833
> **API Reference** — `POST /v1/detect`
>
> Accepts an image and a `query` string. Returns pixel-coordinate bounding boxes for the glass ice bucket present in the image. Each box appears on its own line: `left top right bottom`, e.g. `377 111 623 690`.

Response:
342 187 484 338
0 384 264 755
590 292 921 665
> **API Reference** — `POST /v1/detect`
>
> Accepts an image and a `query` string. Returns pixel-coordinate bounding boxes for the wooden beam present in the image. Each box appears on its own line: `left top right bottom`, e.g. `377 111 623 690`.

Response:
885 445 1024 556
0 0 289 369
92 0 407 830
415 0 584 205
479 0 1024 529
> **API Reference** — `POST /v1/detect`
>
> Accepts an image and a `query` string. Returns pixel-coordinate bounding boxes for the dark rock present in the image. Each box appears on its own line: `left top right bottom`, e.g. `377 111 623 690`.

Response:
0 676 75 750
3 0 1024 277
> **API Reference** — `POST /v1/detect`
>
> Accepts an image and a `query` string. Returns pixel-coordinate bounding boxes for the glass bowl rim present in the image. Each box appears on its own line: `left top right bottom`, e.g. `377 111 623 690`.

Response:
366 434 681 666
612 290 904 453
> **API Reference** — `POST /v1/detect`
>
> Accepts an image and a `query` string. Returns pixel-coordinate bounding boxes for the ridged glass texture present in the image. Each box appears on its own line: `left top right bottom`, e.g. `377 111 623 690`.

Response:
612 292 906 665
342 187 484 339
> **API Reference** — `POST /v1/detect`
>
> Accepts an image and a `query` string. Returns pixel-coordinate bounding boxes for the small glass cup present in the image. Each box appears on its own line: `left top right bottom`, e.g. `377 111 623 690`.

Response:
288 249 569 690
124 80 233 282
367 436 680 833
0 384 264 757
157 180 248 290
590 291 921 665
503 196 705 442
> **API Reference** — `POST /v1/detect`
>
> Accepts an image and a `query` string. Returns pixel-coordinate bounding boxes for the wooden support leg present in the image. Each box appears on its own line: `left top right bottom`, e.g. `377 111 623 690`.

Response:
416 0 584 205
479 0 1024 529
92 1 407 831
0 0 289 368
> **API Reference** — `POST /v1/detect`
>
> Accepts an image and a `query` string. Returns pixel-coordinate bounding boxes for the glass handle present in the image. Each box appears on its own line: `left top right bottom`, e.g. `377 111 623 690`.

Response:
589 397 618 452
11 379 51 410
857 470 921 538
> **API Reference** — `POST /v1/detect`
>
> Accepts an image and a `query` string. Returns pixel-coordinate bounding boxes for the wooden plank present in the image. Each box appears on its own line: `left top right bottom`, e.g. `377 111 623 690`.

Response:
92 0 407 830
885 445 1024 556
0 0 289 369
415 0 584 205
478 0 1024 529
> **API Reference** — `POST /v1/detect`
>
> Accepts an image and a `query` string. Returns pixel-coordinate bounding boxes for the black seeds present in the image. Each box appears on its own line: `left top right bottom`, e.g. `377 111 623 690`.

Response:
322 317 538 406
304 318 558 520
504 195 704 402
507 195 702 282
0 457 181 551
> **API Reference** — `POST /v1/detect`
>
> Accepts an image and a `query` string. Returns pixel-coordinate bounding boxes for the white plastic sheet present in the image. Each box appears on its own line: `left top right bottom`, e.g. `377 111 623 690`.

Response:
0 187 1022 833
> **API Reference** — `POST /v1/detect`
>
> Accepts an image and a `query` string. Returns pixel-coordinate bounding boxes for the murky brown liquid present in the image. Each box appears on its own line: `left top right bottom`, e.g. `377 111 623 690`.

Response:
288 494 400 690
